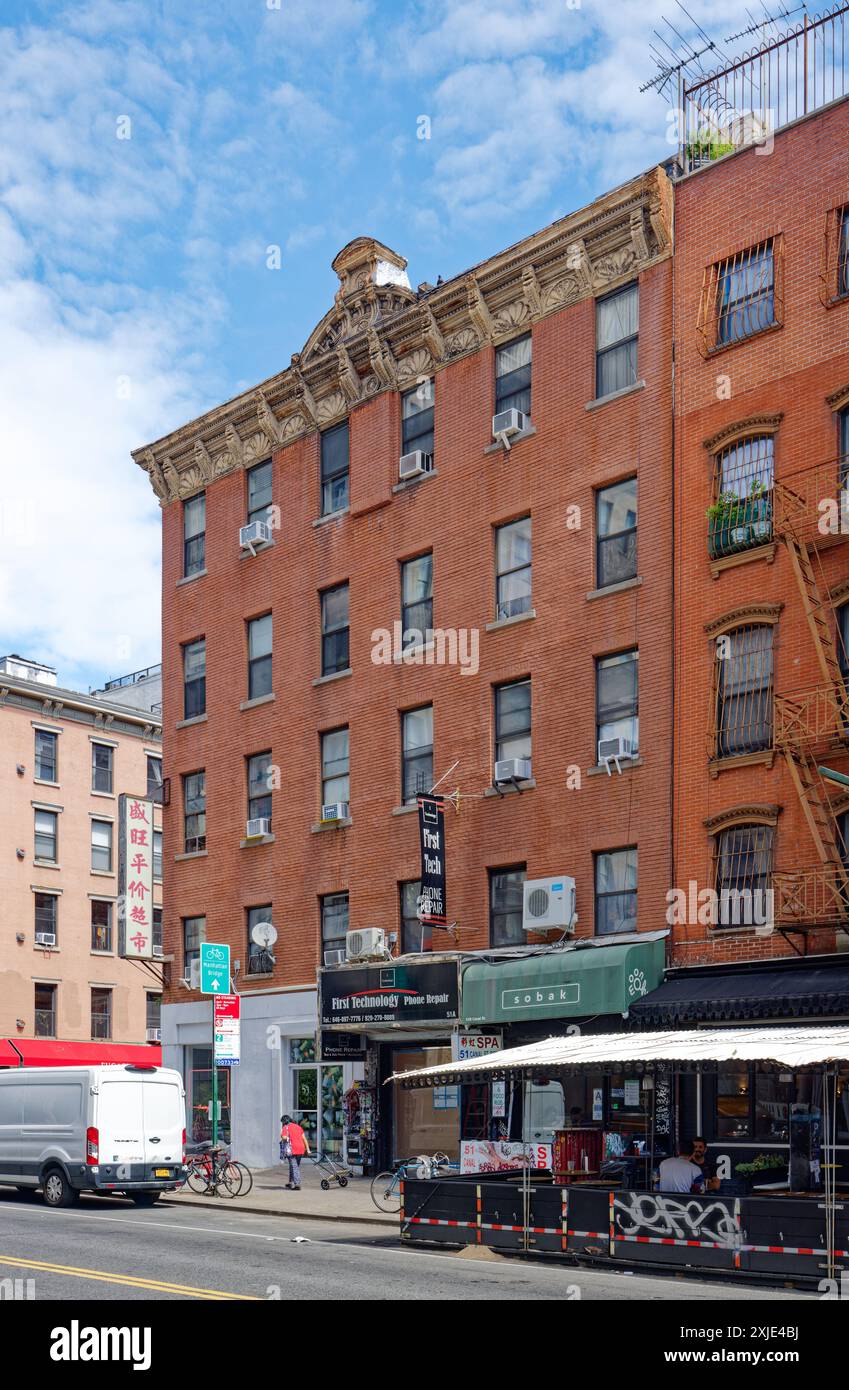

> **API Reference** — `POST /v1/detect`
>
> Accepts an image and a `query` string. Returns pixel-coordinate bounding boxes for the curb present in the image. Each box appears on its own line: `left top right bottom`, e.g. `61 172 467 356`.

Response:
160 1194 395 1230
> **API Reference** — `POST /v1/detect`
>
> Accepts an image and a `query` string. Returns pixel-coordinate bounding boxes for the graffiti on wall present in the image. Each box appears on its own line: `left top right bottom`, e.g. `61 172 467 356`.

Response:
614 1192 741 1248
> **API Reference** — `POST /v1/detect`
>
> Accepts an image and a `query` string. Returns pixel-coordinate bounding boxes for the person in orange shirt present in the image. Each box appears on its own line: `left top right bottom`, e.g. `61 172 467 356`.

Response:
280 1114 311 1190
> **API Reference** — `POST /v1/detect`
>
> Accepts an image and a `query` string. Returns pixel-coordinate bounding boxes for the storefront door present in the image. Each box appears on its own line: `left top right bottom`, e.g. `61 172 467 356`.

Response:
392 1046 459 1161
289 1038 344 1158
186 1045 231 1144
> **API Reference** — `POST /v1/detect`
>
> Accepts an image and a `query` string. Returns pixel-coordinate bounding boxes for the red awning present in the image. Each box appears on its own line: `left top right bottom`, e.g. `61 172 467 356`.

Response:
0 1040 162 1068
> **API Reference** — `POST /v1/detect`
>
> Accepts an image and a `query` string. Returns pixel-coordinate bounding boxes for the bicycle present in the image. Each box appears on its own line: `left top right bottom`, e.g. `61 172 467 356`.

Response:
369 1152 453 1213
180 1144 252 1198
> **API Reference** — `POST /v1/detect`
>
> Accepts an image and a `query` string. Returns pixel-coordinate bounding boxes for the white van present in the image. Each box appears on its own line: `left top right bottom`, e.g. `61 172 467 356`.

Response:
0 1064 186 1207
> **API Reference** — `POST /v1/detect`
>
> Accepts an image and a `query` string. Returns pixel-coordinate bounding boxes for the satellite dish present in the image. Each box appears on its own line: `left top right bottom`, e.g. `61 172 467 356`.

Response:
250 921 278 949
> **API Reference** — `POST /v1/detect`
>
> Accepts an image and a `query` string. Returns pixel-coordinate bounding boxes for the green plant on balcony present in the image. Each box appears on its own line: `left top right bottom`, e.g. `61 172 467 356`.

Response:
707 480 772 558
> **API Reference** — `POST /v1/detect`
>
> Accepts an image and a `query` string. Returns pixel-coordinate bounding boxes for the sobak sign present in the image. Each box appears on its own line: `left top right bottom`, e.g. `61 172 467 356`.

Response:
118 794 154 959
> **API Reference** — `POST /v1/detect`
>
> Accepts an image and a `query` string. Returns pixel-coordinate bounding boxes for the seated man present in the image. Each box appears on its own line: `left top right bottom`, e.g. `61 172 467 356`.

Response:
658 1140 712 1194
688 1135 720 1190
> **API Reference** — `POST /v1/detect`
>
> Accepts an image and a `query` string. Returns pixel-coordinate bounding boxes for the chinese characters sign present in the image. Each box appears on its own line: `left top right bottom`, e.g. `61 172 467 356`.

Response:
118 794 154 959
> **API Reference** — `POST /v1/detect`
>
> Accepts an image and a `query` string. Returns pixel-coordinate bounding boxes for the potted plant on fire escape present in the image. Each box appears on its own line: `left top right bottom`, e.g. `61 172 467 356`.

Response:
707 479 772 557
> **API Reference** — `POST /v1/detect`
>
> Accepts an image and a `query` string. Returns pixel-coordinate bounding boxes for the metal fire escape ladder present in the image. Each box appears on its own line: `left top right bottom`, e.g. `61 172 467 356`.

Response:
782 528 849 715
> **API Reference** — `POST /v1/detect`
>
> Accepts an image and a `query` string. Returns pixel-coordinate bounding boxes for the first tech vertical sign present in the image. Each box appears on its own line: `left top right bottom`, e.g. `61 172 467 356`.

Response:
417 794 447 926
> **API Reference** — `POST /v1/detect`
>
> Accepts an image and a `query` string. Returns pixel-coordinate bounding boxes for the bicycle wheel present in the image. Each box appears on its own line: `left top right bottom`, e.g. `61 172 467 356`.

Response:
231 1161 253 1196
370 1170 402 1213
186 1163 211 1195
214 1162 242 1198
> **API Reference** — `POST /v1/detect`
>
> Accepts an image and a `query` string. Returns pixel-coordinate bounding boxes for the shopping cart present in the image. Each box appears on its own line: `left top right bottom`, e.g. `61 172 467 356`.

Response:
312 1153 352 1190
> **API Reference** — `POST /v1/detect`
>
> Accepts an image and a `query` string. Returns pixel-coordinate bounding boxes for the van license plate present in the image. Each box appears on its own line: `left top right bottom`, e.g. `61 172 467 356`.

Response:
154 1168 170 1177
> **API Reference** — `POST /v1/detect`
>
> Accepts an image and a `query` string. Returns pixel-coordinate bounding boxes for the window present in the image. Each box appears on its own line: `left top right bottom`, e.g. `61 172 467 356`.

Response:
321 892 349 956
91 988 112 1040
596 284 638 397
146 993 161 1034
91 742 113 794
153 829 163 881
402 706 433 804
494 679 531 765
247 752 272 825
321 728 349 810
34 983 56 1038
708 435 774 559
91 900 112 952
184 916 205 974
841 406 849 487
153 907 163 954
717 1065 825 1142
321 584 349 676
247 613 273 700
716 625 774 757
247 459 272 527
596 650 638 755
717 1062 750 1139
401 553 433 649
495 334 531 417
839 599 849 684
35 893 57 941
839 207 849 299
402 379 434 459
495 517 532 619
489 866 526 947
91 819 113 873
594 847 638 936
717 241 775 346
34 809 58 862
400 879 430 953
34 729 57 781
147 755 163 802
714 824 774 927
183 639 206 719
596 478 637 588
183 772 206 853
183 493 206 578
247 905 274 975
321 420 349 515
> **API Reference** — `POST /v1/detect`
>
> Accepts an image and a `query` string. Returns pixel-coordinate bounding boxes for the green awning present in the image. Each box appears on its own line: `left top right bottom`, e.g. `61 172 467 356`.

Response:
460 937 666 1025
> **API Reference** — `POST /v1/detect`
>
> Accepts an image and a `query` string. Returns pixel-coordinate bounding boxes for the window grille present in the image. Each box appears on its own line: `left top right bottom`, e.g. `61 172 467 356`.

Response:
698 239 782 356
708 435 774 560
713 624 774 759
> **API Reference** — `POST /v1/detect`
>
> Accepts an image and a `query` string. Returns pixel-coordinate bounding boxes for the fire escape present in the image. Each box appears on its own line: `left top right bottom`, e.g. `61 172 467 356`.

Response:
773 460 849 942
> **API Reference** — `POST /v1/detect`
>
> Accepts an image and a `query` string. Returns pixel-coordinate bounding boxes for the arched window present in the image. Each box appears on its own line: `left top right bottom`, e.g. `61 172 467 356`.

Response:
708 435 774 559
714 824 774 929
838 599 849 684
716 624 774 758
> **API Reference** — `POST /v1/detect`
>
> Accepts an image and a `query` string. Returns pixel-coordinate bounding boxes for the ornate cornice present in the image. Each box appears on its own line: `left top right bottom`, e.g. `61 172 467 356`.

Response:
826 381 849 412
704 603 783 636
831 577 849 606
133 168 673 505
704 804 781 833
703 413 784 455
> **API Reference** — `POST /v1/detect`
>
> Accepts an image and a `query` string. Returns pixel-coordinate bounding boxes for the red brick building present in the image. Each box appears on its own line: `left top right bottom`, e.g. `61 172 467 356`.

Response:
135 170 675 1166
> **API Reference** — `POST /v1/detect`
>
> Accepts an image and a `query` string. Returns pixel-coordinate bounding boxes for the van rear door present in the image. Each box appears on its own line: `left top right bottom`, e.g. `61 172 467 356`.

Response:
97 1077 145 1166
141 1075 183 1168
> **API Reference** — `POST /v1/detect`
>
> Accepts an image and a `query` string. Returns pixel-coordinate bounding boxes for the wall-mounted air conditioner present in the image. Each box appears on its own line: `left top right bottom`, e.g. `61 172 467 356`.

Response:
323 949 346 966
598 736 636 774
320 802 349 823
494 757 532 785
35 932 56 947
245 817 271 839
346 928 386 961
492 408 529 444
522 876 576 933
146 1027 161 1043
399 450 434 481
239 520 272 553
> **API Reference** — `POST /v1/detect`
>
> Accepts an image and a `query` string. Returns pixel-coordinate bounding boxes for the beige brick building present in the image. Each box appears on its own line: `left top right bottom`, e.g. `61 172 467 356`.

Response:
0 656 164 1055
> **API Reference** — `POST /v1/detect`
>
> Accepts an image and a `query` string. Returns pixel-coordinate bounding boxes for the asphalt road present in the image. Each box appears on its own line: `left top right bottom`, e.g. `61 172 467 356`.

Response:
0 1189 817 1302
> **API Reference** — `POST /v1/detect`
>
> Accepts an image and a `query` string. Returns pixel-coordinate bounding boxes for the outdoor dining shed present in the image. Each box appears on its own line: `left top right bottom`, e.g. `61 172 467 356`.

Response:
391 1026 849 1283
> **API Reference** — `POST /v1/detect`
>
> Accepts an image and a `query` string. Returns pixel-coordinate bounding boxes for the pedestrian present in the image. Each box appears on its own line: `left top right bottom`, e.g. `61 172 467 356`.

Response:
280 1114 310 1190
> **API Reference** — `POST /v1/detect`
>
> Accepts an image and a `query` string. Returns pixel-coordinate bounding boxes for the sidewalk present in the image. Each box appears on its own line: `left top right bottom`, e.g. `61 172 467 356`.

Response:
162 1160 396 1227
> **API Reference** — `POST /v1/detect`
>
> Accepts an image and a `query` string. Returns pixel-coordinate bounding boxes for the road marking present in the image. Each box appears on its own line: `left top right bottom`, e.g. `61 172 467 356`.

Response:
0 1254 259 1300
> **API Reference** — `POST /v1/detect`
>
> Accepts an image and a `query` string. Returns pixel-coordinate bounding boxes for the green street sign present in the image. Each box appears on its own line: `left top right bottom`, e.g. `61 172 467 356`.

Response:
200 942 230 995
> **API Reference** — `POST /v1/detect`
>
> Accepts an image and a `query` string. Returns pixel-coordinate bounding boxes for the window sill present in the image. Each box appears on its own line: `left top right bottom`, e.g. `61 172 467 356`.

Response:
240 692 276 711
175 849 208 861
34 944 60 952
392 469 438 495
90 791 116 800
240 834 275 848
586 576 643 602
709 749 775 778
177 570 207 587
586 756 643 777
239 539 274 559
313 507 350 529
313 668 352 687
705 320 783 359
90 949 115 957
709 542 777 577
311 818 352 833
483 778 536 797
485 609 536 633
391 804 419 816
33 779 60 789
90 869 117 878
483 424 537 455
245 971 275 980
586 379 647 412
176 714 208 729
33 860 61 871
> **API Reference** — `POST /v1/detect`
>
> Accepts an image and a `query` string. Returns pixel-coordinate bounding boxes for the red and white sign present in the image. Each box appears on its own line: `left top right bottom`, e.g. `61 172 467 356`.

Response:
454 1031 503 1061
460 1141 552 1175
118 794 154 959
214 994 241 1067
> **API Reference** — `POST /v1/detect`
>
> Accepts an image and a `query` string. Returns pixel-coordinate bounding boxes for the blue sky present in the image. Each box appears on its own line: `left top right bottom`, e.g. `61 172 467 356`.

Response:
0 0 754 693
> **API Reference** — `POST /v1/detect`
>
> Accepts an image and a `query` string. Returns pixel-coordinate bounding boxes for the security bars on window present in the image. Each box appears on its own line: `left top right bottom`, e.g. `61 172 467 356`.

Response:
698 240 781 356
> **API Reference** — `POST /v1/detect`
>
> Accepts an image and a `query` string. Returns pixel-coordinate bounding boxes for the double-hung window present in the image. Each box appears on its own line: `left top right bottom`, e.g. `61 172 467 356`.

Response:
91 742 113 794
91 988 112 1040
91 819 113 873
34 729 57 781
489 866 526 947
595 848 638 935
183 494 206 578
321 421 349 515
184 916 206 974
183 771 206 853
596 651 639 756
35 809 58 863
321 728 350 810
495 517 531 619
402 706 433 804
402 380 435 460
247 752 272 826
247 905 274 975
401 553 433 649
714 824 774 928
596 478 637 588
596 284 638 397
35 983 56 1037
839 207 849 299
400 879 430 953
153 829 163 881
91 900 112 952
716 242 775 346
321 584 349 676
495 334 531 418
321 892 349 956
494 680 531 766
35 892 57 942
147 755 163 802
183 639 206 719
247 613 273 700
716 625 774 758
247 459 273 527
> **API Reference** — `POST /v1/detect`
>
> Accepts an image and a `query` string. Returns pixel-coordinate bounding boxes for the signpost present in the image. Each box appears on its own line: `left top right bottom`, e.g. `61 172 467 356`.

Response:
200 943 231 1146
214 994 241 1067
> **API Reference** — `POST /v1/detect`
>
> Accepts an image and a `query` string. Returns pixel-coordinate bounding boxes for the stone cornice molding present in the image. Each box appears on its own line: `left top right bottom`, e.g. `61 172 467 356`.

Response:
704 603 783 636
703 414 784 455
704 804 781 832
133 168 673 505
826 381 849 412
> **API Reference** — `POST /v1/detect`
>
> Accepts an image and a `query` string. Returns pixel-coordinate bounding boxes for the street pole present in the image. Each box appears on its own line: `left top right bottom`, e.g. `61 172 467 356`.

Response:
211 998 218 1148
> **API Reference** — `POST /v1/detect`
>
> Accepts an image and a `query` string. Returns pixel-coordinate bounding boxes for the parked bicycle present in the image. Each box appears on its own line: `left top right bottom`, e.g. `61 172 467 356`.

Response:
370 1152 453 1213
178 1143 253 1198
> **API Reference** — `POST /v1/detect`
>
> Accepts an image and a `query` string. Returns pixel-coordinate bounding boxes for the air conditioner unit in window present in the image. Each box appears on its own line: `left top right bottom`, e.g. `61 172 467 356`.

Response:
492 408 529 442
245 817 272 839
153 944 164 958
35 932 56 947
597 736 636 773
146 1027 161 1043
522 876 576 933
320 802 349 823
346 928 386 961
494 757 532 785
399 450 433 481
323 949 347 966
239 520 272 553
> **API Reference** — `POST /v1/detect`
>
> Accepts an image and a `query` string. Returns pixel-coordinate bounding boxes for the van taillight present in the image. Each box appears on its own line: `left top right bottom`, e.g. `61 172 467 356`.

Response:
181 1128 186 1164
86 1127 99 1165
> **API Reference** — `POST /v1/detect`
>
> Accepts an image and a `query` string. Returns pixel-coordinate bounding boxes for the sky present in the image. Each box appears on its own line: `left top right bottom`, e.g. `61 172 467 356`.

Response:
0 0 762 693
